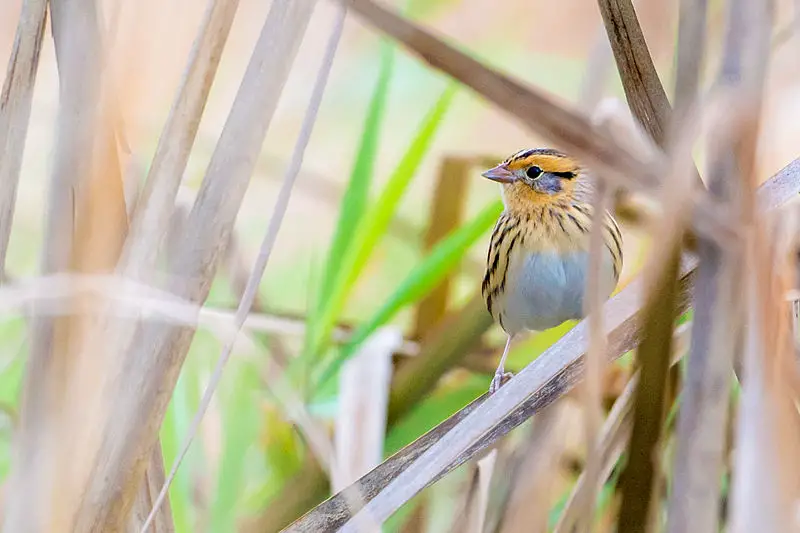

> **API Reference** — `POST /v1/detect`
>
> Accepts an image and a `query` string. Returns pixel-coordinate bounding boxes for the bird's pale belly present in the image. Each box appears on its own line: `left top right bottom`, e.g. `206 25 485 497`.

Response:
498 249 617 335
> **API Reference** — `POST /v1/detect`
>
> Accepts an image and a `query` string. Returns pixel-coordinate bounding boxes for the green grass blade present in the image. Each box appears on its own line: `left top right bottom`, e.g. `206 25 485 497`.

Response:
315 198 502 386
314 42 395 316
307 82 459 360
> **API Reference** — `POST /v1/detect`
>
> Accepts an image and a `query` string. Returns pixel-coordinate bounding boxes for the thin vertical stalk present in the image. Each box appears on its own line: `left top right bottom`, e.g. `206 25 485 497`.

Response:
663 0 751 529
577 178 613 533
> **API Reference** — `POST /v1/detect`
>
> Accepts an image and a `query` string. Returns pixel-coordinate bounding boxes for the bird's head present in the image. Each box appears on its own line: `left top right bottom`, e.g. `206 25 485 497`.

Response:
482 148 582 209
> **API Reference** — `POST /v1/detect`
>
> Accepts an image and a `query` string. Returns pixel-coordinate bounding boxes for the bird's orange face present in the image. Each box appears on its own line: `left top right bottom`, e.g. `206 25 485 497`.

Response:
482 148 581 210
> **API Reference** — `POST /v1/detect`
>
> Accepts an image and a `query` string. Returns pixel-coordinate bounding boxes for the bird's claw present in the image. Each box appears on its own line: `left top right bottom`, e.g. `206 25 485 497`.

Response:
489 371 514 394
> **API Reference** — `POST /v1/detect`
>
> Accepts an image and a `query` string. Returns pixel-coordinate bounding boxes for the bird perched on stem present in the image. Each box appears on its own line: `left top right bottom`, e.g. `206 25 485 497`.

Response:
481 148 623 393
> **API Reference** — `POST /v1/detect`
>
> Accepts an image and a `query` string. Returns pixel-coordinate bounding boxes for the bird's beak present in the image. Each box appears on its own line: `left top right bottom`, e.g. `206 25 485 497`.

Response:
481 164 516 183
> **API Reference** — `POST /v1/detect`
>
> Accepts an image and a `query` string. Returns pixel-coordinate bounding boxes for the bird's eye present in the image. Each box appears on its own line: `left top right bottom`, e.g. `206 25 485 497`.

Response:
526 166 542 179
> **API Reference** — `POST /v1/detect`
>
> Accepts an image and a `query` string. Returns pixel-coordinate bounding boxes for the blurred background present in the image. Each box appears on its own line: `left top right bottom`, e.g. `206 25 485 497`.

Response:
0 0 799 531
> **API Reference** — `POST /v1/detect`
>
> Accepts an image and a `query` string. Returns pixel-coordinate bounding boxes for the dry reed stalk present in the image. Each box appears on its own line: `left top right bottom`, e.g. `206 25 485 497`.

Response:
725 1 800 529
569 26 624 528
554 375 636 533
665 0 759 530
596 0 672 147
333 327 399 492
121 0 240 276
0 0 47 279
566 96 655 532
731 163 800 531
590 2 704 527
615 87 698 533
2 0 129 530
594 0 712 262
467 450 497 533
576 132 614 533
446 462 481 533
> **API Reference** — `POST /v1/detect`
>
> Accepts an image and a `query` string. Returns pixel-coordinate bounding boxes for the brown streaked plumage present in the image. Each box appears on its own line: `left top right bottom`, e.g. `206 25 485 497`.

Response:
481 148 623 393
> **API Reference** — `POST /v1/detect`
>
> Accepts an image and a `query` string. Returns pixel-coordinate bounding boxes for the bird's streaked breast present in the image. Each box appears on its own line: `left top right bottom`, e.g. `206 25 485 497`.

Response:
482 202 622 335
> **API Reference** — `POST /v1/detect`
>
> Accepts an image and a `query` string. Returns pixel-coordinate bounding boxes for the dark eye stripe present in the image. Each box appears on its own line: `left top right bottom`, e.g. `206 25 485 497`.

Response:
550 171 576 179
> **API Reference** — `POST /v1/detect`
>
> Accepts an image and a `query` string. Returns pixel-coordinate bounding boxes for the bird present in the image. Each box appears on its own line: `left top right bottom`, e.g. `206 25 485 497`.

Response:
481 148 623 394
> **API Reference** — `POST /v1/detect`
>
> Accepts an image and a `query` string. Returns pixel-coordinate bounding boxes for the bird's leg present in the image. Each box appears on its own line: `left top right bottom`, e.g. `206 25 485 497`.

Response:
489 334 515 394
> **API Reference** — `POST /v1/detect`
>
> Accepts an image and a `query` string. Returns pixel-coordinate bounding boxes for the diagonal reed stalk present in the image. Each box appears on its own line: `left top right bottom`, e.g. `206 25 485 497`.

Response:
340 0 736 248
120 0 241 278
0 0 47 281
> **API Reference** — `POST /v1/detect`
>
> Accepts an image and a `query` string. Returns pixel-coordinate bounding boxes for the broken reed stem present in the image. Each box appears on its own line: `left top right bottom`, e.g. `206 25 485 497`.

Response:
140 5 346 529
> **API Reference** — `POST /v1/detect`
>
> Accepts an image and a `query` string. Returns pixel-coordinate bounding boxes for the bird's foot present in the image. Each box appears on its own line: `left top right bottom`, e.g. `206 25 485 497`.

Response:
489 370 515 394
